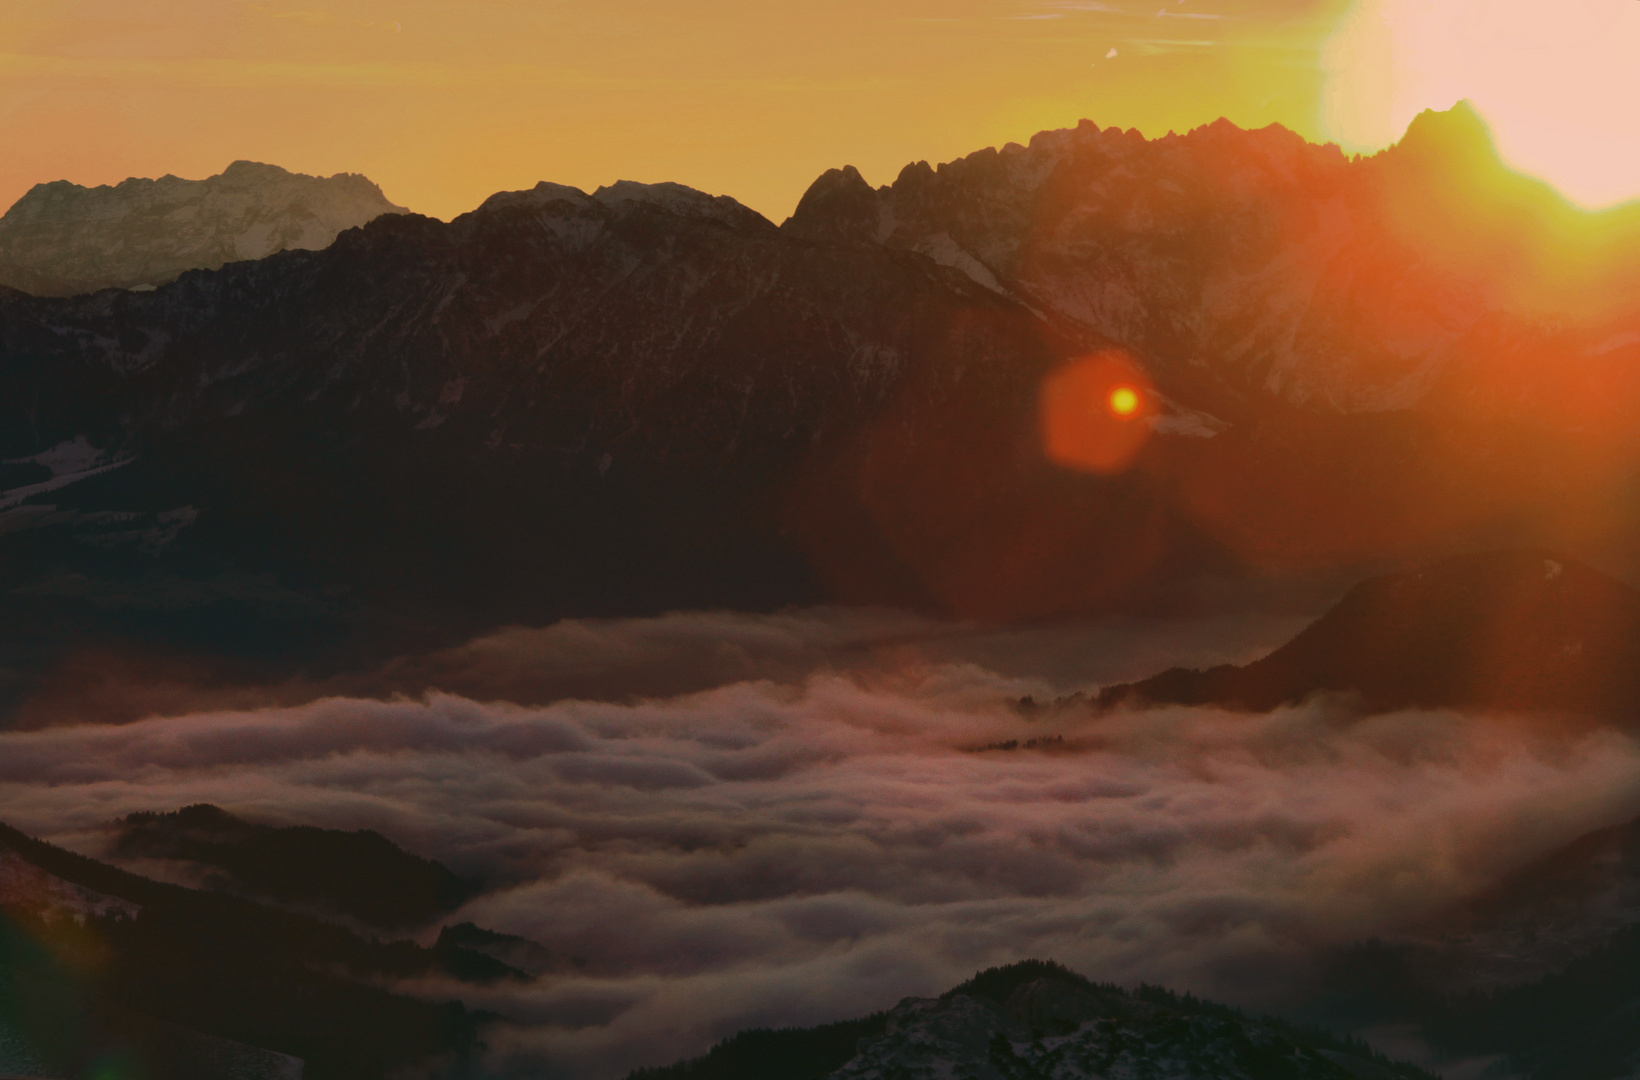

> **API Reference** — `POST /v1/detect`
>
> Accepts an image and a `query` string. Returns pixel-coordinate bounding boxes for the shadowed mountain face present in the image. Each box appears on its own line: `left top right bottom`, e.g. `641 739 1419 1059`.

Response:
0 171 1215 720
1095 550 1640 722
112 804 475 930
4 108 1640 724
0 161 407 296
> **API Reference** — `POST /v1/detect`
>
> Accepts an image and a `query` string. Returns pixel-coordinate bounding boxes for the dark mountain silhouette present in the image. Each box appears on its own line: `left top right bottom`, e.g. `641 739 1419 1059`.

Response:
629 960 1439 1080
0 821 518 1080
435 922 568 977
0 160 406 297
1095 550 1640 723
5 107 1640 726
113 804 475 929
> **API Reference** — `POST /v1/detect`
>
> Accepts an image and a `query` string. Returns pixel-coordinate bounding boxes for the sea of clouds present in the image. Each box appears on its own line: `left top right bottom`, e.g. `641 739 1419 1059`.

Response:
4 606 1640 1078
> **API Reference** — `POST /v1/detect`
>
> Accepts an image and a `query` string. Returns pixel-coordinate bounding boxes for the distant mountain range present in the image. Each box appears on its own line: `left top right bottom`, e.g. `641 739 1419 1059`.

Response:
1094 549 1640 724
4 105 1640 720
0 161 405 296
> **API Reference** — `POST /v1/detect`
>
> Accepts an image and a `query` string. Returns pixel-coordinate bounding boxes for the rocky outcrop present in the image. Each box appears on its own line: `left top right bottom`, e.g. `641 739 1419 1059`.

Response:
0 160 406 296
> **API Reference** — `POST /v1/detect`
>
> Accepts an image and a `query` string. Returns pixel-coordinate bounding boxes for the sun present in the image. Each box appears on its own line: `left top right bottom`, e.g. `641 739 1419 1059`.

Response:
1108 385 1141 418
1322 0 1640 208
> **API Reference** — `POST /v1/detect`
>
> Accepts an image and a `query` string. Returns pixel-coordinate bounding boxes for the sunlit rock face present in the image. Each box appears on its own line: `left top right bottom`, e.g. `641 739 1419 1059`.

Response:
789 105 1640 571
0 160 407 296
785 103 1640 420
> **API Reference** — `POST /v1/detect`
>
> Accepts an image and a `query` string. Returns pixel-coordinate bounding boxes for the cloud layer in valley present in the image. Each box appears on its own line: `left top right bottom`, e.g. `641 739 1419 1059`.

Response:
4 608 1639 1078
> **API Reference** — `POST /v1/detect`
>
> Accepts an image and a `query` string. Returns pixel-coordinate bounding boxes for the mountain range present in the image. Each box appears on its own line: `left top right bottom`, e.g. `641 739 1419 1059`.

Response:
0 161 405 297
6 104 1640 724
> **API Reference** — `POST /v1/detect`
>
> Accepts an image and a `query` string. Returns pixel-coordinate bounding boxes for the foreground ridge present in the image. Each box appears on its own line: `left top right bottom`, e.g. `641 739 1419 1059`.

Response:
631 960 1438 1080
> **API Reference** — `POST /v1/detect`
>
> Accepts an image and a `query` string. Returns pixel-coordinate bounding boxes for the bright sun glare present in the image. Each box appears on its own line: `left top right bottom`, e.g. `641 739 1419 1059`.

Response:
1108 386 1141 418
1322 0 1640 208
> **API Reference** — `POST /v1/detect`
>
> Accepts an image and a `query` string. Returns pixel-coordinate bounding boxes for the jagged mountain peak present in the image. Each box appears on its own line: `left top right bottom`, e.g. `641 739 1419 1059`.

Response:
785 164 882 243
4 159 399 217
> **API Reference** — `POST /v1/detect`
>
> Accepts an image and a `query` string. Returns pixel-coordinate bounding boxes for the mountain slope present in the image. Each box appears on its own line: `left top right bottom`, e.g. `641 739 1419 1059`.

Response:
630 961 1438 1080
113 804 475 929
0 821 512 1079
0 161 407 296
1095 549 1640 723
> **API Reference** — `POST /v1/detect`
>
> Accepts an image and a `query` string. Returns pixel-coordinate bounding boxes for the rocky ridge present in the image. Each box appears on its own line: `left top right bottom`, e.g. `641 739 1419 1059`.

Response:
633 961 1435 1080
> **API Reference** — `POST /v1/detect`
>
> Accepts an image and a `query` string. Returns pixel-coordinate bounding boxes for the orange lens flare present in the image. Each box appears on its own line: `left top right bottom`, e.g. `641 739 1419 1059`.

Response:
1040 352 1154 475
1108 385 1141 417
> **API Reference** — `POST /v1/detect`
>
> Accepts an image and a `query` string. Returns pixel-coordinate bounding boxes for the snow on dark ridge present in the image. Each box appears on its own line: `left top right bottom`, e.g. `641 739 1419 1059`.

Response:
630 961 1439 1080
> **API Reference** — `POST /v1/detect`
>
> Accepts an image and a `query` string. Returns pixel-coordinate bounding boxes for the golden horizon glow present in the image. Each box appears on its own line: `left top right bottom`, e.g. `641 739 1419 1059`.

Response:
1322 0 1640 209
3 1 1634 223
0 1 1344 223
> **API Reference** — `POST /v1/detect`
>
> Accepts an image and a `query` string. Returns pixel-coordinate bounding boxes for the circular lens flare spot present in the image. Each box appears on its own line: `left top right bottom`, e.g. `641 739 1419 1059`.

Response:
1040 351 1154 474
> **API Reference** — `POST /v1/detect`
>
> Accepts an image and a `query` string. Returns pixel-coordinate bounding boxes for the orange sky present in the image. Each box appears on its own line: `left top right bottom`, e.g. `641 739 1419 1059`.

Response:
0 0 1344 221
1 0 1634 222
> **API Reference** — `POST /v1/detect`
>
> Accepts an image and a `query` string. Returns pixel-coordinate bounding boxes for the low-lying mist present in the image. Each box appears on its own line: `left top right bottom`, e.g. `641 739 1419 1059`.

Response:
4 607 1639 1079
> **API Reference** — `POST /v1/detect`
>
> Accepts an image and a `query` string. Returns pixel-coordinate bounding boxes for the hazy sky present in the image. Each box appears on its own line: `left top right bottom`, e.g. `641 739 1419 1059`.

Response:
1 0 1636 222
